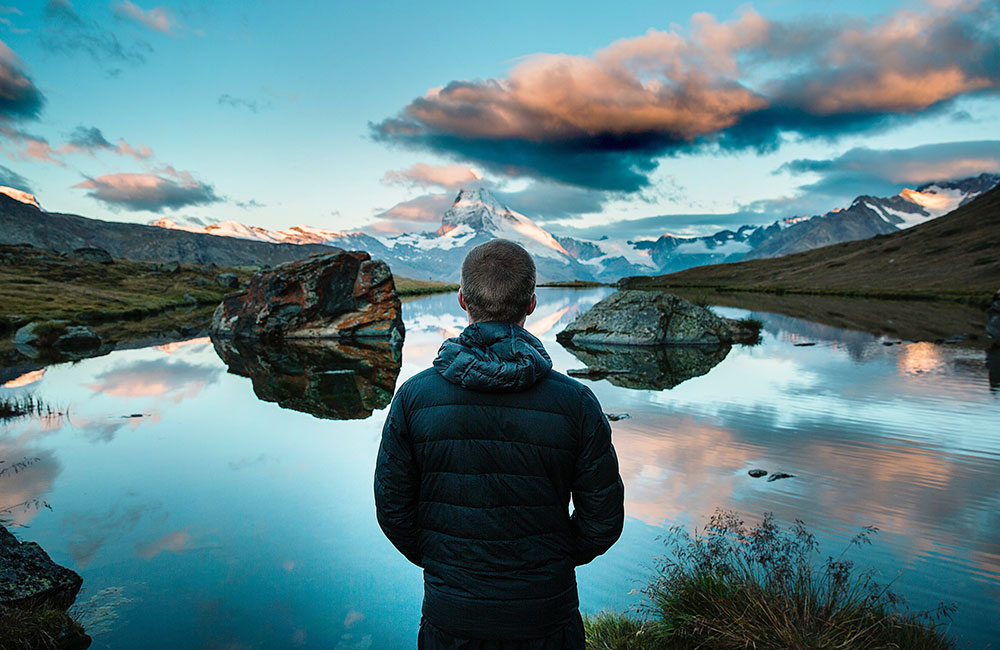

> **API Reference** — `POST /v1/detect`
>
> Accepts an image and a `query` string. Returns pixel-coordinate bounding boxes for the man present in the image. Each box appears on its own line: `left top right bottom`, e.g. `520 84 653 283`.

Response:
374 238 625 649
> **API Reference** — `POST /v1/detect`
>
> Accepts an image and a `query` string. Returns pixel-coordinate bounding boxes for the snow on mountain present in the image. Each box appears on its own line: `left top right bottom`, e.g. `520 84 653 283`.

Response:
0 186 41 210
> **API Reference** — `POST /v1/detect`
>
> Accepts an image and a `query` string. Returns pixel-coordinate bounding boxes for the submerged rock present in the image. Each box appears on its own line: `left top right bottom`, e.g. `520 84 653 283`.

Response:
212 336 402 420
767 472 795 482
988 289 1000 342
556 290 757 346
210 251 403 343
562 341 731 390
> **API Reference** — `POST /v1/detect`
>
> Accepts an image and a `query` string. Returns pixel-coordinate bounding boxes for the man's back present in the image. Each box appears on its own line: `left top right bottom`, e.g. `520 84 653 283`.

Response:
375 321 625 642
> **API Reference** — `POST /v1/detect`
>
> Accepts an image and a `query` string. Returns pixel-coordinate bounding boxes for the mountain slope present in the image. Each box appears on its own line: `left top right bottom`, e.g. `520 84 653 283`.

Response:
0 194 338 267
623 182 1000 302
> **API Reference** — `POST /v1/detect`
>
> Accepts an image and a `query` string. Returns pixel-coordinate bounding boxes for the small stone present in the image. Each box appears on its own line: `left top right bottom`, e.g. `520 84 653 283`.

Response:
767 472 795 482
793 342 816 347
748 469 767 478
604 412 631 421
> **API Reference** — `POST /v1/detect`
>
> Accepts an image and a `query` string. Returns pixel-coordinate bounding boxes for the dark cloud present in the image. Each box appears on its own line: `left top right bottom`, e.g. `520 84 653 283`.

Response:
235 198 264 209
0 41 44 119
41 0 152 65
218 94 270 113
778 140 1000 200
63 125 153 159
0 163 31 191
372 3 1000 192
74 169 221 213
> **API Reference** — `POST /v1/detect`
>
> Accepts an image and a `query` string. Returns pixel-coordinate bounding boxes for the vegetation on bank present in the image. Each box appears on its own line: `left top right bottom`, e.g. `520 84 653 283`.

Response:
0 395 57 421
0 603 88 650
621 184 1000 307
394 276 459 297
0 244 251 332
584 511 956 650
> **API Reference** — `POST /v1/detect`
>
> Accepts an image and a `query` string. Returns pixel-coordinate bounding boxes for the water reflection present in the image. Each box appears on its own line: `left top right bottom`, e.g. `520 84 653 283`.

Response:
562 342 731 390
212 337 403 420
0 288 998 648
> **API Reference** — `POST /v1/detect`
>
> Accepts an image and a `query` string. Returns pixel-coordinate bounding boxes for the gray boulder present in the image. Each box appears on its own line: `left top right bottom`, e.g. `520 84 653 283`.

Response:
215 272 240 289
557 290 753 346
54 326 101 350
70 247 113 264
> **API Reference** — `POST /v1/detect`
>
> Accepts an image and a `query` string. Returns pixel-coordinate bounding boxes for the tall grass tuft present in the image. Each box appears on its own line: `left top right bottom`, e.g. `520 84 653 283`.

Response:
0 394 59 421
586 510 956 650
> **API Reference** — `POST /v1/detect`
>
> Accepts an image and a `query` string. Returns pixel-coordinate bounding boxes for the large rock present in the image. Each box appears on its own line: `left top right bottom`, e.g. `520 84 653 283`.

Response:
557 290 754 346
210 251 403 343
0 525 82 610
212 337 402 420
988 289 1000 342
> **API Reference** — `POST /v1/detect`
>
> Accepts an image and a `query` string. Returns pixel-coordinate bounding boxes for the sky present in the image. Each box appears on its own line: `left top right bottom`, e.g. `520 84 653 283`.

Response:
0 0 997 240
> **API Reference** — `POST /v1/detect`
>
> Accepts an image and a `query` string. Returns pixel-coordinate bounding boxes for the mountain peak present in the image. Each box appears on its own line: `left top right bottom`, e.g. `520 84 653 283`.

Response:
0 186 41 210
438 186 513 235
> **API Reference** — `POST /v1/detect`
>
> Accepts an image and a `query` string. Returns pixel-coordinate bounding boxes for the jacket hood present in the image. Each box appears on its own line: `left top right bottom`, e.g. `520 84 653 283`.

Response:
433 321 552 392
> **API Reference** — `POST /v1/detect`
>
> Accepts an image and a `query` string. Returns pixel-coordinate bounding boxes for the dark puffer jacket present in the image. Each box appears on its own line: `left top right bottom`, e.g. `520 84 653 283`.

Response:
375 321 625 639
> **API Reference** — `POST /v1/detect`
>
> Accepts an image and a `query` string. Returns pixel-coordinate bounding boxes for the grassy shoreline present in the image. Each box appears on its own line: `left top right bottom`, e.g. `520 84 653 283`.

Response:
394 276 459 297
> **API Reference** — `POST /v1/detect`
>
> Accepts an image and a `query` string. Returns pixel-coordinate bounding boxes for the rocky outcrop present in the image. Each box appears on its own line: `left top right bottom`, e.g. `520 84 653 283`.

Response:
988 290 1000 342
0 525 91 649
556 290 756 346
70 247 112 264
563 341 731 390
210 251 404 343
212 337 402 420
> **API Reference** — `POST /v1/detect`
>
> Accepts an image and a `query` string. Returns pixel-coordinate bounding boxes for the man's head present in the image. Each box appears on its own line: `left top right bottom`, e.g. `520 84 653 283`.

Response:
459 239 537 325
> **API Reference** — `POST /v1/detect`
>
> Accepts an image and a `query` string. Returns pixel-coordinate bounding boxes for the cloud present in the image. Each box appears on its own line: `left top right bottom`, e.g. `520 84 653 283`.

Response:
0 162 30 190
368 193 453 233
372 3 1000 192
218 94 271 113
0 6 22 15
112 1 176 36
777 140 1000 198
382 163 481 191
550 210 771 240
0 125 61 163
0 41 44 119
64 125 154 160
41 0 152 64
74 169 221 213
496 182 609 221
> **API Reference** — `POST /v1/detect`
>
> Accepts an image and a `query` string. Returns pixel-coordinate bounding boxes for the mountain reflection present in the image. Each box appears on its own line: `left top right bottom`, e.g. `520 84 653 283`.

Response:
212 337 403 420
561 342 731 390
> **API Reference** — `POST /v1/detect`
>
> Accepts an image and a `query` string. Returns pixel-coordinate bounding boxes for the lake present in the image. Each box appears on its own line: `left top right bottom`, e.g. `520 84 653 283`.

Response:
2 287 999 649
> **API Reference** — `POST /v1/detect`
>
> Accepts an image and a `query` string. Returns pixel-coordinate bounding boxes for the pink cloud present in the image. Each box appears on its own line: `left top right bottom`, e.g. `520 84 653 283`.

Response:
112 1 177 36
383 163 481 190
74 170 220 212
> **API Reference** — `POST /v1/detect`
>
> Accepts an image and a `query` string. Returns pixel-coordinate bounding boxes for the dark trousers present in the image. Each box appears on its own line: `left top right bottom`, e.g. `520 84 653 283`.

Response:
417 612 585 650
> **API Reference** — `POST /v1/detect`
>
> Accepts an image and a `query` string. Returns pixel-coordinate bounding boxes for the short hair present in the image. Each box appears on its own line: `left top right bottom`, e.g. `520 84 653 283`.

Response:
461 239 536 323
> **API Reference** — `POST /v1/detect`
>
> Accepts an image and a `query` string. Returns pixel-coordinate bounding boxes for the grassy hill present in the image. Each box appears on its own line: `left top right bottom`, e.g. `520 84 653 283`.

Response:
623 183 1000 305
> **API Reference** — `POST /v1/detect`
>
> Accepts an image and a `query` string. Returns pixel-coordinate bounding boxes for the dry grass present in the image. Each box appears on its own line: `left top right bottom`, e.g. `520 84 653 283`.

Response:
394 275 459 297
0 244 250 327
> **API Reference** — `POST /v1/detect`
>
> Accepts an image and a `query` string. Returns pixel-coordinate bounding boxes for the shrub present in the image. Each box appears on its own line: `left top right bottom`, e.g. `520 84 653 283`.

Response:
587 511 956 650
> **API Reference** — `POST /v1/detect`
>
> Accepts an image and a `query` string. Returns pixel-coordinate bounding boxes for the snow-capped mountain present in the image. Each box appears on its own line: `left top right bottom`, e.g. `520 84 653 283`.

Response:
151 188 591 282
0 186 41 210
744 173 999 260
147 173 999 282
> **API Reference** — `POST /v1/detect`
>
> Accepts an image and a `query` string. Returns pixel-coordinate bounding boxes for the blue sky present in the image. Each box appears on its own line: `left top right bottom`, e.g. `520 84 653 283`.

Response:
0 0 997 239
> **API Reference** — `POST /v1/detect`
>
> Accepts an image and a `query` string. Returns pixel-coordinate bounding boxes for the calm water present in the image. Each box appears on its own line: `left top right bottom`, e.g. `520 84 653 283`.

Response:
2 287 999 649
